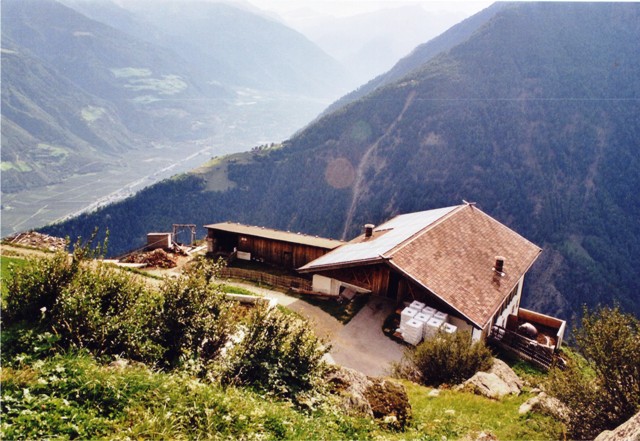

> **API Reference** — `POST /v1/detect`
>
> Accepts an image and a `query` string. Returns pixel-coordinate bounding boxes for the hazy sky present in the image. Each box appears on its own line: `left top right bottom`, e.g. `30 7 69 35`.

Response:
246 0 494 18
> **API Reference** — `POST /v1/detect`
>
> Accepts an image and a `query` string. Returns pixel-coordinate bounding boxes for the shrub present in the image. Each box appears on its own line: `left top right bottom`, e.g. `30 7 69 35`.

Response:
395 331 493 387
52 264 164 363
3 251 75 325
549 306 640 439
158 260 237 369
219 305 328 399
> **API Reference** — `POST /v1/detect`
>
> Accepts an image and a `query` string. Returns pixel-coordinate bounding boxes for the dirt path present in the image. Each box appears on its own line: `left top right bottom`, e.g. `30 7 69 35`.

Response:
226 282 405 376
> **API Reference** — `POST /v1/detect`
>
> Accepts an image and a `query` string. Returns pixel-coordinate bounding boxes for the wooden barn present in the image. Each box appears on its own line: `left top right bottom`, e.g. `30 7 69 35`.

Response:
204 222 344 270
299 203 564 345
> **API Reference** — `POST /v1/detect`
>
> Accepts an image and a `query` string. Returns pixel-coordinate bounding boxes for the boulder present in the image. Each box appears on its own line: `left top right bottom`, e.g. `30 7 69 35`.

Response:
323 366 411 429
487 358 523 395
459 372 513 399
594 411 640 441
456 358 523 399
518 392 570 424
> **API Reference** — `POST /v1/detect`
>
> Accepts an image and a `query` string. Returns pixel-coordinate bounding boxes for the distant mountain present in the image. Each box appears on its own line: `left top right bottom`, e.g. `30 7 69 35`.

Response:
325 2 507 115
43 2 640 324
284 4 471 87
67 0 350 98
2 0 352 234
1 37 134 192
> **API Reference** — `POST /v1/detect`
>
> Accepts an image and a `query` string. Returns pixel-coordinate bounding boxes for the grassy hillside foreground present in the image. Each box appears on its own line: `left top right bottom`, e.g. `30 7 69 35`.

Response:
0 353 564 440
0 252 564 439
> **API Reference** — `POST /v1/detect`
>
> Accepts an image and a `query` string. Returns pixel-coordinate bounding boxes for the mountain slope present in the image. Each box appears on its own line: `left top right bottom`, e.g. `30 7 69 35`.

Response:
1 37 135 192
68 0 350 98
324 2 507 115
43 2 640 323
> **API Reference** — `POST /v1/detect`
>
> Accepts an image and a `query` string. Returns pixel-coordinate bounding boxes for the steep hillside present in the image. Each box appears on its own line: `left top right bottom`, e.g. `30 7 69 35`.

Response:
1 0 351 235
1 39 133 192
43 3 640 322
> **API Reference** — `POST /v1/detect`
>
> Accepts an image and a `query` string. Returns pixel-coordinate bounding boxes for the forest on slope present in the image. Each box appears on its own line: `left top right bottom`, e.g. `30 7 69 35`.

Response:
43 2 640 324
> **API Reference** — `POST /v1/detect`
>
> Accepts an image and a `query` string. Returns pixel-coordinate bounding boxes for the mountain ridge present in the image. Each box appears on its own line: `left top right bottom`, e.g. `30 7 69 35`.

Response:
41 2 640 324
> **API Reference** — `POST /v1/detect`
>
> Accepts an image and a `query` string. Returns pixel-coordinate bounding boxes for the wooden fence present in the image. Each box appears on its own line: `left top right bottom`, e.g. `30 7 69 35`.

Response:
218 267 312 292
489 325 559 370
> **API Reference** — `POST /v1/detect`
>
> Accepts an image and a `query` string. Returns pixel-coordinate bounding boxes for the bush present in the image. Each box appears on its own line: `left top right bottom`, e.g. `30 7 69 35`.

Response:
549 306 640 439
395 331 493 387
52 264 164 363
158 260 237 369
219 305 328 399
3 251 75 325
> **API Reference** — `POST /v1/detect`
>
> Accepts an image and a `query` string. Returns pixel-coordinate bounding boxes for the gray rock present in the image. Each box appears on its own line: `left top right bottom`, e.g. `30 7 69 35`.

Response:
488 358 523 395
518 392 570 423
428 388 440 397
323 365 412 428
460 372 513 399
595 411 640 441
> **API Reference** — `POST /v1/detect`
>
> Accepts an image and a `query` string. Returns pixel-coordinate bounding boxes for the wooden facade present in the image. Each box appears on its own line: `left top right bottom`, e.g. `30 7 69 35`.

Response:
204 223 343 270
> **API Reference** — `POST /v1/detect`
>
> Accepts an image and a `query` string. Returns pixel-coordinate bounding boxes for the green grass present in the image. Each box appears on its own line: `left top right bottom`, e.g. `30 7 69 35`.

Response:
1 353 565 440
80 106 107 122
1 255 26 301
1 353 376 440
388 381 566 440
287 291 369 324
1 160 32 172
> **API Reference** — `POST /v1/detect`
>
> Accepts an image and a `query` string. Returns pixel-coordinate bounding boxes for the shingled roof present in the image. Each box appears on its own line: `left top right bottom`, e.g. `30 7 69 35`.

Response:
300 204 542 327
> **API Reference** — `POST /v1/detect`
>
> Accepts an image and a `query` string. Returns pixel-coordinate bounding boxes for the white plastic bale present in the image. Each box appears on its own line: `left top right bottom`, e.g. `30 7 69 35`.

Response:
434 311 449 323
424 317 444 339
410 300 426 311
422 306 436 316
442 323 457 334
414 312 431 323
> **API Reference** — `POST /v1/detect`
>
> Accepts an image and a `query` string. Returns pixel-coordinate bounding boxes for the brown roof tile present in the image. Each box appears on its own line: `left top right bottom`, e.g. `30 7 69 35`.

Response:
389 205 541 327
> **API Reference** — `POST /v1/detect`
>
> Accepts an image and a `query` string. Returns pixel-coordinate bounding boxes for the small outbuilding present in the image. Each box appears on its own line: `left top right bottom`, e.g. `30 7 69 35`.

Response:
146 232 173 251
204 222 344 269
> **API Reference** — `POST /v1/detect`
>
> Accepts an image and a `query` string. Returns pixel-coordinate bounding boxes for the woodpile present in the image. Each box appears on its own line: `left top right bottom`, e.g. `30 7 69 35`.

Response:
4 231 67 252
122 249 177 268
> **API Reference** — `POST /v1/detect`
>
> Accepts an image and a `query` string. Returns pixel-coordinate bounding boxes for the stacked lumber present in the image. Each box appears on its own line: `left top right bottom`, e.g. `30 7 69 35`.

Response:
5 231 67 251
122 249 177 268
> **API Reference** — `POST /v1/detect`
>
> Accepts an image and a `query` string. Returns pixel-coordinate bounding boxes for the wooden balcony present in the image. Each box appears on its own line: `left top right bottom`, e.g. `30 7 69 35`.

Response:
489 325 563 370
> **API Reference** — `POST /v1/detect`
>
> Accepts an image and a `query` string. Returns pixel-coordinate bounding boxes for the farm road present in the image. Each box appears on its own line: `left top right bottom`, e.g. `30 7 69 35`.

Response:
227 282 405 377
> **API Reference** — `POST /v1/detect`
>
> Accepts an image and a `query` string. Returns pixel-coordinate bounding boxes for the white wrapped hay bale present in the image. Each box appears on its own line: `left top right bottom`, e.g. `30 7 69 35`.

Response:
409 300 426 311
422 306 436 317
442 323 457 335
400 307 419 331
414 312 431 323
434 310 449 323
424 316 444 339
402 318 424 345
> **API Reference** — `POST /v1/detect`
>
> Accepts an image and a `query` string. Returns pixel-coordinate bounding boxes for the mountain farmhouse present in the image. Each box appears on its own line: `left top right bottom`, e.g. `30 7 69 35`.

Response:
205 203 566 365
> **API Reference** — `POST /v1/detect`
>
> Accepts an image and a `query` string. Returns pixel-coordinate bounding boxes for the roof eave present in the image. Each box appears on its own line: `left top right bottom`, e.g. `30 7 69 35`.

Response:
298 257 385 273
385 259 484 329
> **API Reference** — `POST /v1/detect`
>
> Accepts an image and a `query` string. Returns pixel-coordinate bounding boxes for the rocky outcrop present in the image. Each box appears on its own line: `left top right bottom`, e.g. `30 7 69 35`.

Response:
594 411 640 441
488 359 523 394
518 392 570 424
323 366 411 429
456 358 522 399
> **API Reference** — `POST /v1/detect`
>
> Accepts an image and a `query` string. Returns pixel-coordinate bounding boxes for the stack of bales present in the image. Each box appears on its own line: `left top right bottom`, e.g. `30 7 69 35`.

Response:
399 302 459 345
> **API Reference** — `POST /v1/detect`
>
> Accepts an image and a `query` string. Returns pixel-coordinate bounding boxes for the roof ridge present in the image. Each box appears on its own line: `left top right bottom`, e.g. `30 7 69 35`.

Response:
473 208 542 253
383 204 465 258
